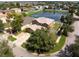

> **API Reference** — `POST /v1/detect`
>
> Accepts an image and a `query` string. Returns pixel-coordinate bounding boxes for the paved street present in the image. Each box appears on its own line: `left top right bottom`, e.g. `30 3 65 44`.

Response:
67 21 79 45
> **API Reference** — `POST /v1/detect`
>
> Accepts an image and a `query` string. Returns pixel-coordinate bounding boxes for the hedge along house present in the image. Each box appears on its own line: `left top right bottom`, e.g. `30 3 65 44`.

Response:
32 17 55 28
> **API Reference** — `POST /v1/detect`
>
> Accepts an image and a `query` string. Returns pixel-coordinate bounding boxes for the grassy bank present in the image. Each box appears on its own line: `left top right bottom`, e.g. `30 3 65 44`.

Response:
25 10 42 16
44 9 68 13
48 35 66 53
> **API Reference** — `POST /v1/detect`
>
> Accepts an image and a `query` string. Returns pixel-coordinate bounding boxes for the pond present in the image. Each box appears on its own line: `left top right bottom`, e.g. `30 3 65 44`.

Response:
32 12 67 21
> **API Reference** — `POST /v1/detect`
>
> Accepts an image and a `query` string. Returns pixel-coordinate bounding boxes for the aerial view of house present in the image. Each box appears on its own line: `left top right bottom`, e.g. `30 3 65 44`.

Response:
0 1 79 57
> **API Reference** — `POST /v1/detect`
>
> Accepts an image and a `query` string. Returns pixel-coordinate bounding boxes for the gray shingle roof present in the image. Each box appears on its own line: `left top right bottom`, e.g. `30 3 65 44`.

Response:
22 16 35 26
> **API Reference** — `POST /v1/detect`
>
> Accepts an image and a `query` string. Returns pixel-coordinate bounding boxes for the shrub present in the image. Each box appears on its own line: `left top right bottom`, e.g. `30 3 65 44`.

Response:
8 36 16 41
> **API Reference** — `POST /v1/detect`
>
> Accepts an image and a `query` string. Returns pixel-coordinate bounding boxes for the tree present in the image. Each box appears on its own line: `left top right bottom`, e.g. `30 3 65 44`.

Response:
48 5 52 9
0 20 4 32
60 14 74 36
75 7 79 16
16 2 20 8
0 40 14 57
25 3 32 9
25 29 55 55
11 16 22 33
68 5 75 15
60 15 65 23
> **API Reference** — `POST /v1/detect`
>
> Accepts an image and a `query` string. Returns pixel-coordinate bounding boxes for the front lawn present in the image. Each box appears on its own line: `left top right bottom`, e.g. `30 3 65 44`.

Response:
53 22 62 30
8 36 16 41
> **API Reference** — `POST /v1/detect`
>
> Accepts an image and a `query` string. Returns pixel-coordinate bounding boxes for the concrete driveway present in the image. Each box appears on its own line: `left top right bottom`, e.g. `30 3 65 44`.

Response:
13 46 35 57
13 32 30 47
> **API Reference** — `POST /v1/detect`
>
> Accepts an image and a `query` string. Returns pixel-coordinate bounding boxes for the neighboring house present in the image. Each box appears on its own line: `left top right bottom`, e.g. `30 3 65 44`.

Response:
0 10 14 23
20 7 30 12
21 16 35 30
33 5 44 10
22 16 35 25
32 17 54 28
10 8 22 14
0 12 7 23
43 5 49 9
21 24 44 33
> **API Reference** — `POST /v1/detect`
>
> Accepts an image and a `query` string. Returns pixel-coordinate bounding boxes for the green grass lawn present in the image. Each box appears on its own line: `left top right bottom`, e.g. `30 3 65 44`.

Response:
44 9 68 13
25 10 42 16
49 35 66 53
50 22 62 31
8 36 16 41
53 22 61 30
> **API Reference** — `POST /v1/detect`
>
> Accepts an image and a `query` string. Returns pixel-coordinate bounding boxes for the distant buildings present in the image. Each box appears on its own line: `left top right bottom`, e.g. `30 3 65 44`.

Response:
10 8 22 14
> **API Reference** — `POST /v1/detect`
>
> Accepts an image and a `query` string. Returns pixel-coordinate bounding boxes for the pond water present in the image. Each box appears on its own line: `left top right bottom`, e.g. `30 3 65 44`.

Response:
32 12 67 21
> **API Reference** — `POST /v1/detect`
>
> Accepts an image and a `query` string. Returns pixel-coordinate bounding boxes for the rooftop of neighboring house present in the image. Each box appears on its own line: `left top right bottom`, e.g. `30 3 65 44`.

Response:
0 10 13 18
23 24 44 31
34 17 54 25
22 16 35 26
10 8 21 11
0 11 7 18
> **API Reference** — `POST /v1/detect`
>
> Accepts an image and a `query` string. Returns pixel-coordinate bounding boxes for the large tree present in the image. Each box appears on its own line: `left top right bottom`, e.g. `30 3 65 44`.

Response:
16 2 20 8
0 40 14 57
68 5 75 15
75 6 79 16
25 29 55 55
59 14 74 36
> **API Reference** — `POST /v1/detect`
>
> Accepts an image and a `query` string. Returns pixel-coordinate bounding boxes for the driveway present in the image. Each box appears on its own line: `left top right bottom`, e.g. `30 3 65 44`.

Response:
13 46 35 57
13 32 30 47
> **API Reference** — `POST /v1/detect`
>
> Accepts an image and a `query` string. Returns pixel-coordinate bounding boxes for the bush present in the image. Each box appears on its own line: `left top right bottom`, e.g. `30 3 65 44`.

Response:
8 36 16 41
21 42 26 48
